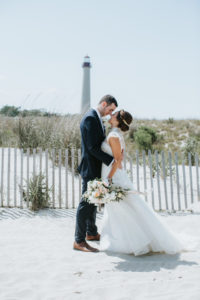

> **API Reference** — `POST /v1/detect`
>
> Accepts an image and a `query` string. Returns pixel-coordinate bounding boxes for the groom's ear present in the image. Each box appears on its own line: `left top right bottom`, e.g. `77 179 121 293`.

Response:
101 101 107 108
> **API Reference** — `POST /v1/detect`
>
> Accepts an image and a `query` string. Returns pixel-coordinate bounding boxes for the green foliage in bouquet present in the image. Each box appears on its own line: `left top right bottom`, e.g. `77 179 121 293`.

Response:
83 178 129 204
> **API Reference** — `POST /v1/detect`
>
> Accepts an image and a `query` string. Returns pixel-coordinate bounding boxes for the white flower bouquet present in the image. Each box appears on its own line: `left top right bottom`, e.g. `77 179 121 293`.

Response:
83 179 128 205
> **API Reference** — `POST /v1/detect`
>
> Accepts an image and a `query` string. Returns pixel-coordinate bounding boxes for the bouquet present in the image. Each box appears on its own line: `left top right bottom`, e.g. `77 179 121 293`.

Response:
83 179 129 205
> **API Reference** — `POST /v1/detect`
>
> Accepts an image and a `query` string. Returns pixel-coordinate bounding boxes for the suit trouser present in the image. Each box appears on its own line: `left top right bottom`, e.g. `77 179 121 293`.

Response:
75 178 98 243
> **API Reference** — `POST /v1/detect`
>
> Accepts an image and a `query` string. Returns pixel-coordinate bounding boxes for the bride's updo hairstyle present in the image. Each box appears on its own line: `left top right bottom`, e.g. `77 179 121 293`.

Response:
116 110 133 132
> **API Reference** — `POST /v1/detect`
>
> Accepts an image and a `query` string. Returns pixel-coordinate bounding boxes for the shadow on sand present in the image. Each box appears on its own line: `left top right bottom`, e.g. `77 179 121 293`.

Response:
105 251 198 272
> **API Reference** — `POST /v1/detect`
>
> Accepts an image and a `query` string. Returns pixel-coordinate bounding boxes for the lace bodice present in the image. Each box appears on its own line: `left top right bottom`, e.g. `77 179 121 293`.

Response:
101 128 125 155
101 128 133 189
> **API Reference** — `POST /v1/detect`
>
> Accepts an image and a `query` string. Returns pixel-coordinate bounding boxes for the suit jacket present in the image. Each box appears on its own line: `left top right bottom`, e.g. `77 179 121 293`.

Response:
77 109 113 179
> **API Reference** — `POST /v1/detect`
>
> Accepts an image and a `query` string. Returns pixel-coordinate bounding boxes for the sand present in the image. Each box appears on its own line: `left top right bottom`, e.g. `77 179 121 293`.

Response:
0 208 200 300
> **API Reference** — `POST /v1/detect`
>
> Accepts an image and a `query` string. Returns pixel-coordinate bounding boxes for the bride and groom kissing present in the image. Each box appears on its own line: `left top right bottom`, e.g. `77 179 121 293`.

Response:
73 95 184 255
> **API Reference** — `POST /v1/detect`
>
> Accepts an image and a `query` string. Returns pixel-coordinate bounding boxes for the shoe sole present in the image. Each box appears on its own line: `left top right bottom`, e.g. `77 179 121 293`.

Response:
73 247 99 253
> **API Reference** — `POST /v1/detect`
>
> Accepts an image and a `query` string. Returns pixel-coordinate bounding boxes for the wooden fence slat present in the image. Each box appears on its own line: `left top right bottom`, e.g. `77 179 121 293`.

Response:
161 151 168 210
52 149 55 208
71 148 75 208
39 148 42 175
142 150 147 202
7 148 10 207
65 149 69 208
14 148 17 207
1 148 4 207
188 152 194 204
155 151 161 210
195 153 200 201
182 153 187 209
168 151 174 211
20 149 23 208
175 152 181 210
136 150 140 191
33 148 36 177
27 148 30 208
45 149 49 204
148 150 155 209
129 157 133 183
58 149 62 208
78 149 82 203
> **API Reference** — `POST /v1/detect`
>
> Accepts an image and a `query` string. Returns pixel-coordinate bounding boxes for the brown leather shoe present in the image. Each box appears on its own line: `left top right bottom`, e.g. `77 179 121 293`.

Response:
73 241 99 252
86 233 101 241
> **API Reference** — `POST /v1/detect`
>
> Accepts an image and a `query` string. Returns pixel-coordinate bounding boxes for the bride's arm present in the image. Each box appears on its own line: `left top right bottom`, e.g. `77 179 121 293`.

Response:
107 137 122 181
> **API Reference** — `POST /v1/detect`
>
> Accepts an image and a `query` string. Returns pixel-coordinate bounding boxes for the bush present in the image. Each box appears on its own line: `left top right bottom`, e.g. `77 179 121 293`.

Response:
22 173 51 211
0 105 20 117
166 118 174 124
134 126 158 152
16 118 41 150
183 137 200 165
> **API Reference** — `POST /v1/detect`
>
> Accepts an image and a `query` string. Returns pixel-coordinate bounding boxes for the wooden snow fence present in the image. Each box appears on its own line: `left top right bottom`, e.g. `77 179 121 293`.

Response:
0 148 199 212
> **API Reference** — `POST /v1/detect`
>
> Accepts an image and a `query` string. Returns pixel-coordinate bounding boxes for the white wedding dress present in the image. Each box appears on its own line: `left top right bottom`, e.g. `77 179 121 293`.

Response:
100 128 184 255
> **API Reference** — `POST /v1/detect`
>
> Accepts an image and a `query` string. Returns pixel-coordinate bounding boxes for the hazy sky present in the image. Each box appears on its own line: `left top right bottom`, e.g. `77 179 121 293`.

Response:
0 0 199 118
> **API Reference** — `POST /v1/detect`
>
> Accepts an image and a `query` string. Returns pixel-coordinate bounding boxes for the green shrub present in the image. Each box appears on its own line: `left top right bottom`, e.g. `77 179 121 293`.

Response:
183 137 200 165
134 126 158 152
0 105 20 117
22 173 51 211
166 118 174 124
16 118 41 150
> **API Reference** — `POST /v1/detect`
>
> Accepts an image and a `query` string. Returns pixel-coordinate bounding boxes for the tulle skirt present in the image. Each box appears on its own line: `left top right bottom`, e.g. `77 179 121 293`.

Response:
100 192 184 255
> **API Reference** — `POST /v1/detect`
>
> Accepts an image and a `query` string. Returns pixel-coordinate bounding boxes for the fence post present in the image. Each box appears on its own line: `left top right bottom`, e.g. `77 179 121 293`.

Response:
27 148 30 208
129 156 133 183
20 149 23 208
65 149 69 208
33 148 36 177
78 149 82 203
142 150 147 202
155 150 161 210
39 148 42 175
58 149 62 208
161 151 168 210
71 148 75 208
175 152 181 210
168 151 174 211
14 148 17 207
148 150 154 209
195 153 200 201
52 149 55 208
188 152 194 204
136 150 140 191
45 149 49 205
7 148 11 207
1 148 4 207
182 153 188 209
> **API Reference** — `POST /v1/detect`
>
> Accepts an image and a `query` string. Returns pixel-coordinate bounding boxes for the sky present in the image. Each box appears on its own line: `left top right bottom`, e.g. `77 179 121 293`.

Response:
0 0 199 119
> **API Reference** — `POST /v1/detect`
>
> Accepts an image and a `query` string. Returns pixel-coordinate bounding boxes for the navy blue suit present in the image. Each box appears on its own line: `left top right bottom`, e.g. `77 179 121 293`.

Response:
75 109 113 243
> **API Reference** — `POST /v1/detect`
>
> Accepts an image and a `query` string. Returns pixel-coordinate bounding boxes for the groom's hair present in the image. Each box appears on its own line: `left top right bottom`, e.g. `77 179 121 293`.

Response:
99 95 118 107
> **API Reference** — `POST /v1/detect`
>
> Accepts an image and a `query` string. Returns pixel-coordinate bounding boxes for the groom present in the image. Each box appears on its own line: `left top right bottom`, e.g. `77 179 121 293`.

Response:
73 95 118 252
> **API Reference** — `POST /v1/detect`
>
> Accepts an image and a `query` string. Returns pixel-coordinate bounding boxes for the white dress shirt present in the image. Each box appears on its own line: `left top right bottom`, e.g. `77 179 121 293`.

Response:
94 108 114 167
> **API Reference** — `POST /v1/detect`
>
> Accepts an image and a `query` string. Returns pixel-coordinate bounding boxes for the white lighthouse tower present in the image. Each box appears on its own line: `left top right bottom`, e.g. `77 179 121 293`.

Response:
80 55 91 114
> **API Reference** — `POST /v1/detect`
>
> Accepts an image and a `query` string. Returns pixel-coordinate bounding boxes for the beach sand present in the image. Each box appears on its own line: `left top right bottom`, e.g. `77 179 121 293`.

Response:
0 208 199 300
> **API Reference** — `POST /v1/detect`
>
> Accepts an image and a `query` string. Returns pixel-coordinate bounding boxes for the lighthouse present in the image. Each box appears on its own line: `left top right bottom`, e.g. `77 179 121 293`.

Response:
80 55 91 114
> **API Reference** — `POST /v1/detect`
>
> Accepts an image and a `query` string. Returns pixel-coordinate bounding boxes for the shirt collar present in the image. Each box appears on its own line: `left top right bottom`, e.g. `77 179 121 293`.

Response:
94 108 102 120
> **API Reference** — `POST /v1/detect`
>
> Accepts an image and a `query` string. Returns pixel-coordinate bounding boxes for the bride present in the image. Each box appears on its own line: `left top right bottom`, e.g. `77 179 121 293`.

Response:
100 110 184 255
